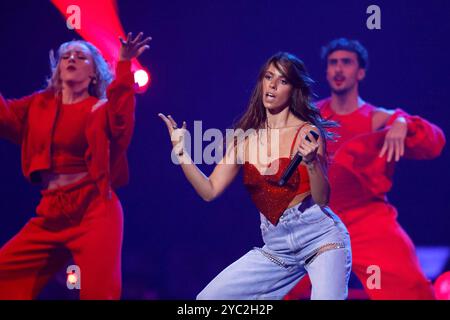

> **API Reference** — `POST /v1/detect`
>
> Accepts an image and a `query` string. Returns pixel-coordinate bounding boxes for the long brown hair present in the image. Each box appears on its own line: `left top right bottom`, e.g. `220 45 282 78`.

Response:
234 52 337 144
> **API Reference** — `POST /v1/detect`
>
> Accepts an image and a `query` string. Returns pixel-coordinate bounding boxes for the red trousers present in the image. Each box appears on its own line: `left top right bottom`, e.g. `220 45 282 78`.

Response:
285 201 435 300
0 177 123 299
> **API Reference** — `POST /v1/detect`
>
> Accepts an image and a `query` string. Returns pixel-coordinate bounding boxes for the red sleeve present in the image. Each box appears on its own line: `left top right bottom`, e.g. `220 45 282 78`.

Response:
0 92 35 144
386 108 446 159
105 60 136 151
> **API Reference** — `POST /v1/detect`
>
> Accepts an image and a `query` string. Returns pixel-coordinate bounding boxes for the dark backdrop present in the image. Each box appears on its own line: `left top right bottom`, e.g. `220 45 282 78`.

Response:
0 0 448 298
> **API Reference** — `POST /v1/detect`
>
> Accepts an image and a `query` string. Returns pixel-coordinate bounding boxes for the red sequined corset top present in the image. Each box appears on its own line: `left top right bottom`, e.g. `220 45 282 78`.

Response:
243 125 311 225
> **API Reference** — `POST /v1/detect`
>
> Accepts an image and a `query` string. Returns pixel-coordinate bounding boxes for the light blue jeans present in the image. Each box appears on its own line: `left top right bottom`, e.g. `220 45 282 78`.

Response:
197 197 352 300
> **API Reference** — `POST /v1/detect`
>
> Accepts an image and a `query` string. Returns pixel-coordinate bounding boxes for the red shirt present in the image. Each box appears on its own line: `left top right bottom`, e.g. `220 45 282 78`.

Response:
317 98 446 212
51 96 97 174
320 101 376 157
0 60 136 199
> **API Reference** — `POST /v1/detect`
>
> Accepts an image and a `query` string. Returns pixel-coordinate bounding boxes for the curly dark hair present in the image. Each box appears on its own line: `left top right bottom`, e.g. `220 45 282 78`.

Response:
321 38 369 70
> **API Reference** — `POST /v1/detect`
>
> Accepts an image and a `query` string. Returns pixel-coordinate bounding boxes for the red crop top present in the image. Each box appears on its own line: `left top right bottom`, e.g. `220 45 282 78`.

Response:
51 96 97 174
243 124 311 225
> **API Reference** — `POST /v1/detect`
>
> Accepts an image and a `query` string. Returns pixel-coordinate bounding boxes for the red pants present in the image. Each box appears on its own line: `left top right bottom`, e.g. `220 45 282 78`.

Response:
286 202 435 300
0 177 123 299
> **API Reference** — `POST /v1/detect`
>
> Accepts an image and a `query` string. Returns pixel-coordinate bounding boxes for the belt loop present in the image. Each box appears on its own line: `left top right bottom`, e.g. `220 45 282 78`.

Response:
297 195 313 214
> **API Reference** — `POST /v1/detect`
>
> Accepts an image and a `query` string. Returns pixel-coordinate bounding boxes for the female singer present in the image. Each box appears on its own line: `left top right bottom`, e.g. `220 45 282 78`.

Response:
159 52 352 299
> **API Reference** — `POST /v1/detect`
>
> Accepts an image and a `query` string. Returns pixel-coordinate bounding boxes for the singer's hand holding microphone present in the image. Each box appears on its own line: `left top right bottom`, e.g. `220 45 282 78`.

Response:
298 129 320 166
278 128 320 186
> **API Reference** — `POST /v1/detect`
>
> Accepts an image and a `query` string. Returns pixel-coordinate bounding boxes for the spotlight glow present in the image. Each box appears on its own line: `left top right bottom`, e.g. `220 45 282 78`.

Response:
51 0 152 92
134 69 150 88
67 273 78 285
435 271 450 300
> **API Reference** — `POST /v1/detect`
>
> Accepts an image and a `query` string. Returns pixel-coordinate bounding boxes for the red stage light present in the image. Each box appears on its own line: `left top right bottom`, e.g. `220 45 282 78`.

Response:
67 272 78 285
134 69 150 88
133 69 151 94
434 271 450 300
51 0 151 93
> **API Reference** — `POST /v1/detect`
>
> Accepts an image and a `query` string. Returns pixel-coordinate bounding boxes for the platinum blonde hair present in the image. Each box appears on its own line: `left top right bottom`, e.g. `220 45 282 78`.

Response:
47 40 113 99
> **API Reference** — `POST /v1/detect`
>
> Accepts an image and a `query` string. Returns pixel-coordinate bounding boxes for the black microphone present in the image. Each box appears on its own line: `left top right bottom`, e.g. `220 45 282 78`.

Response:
278 130 320 186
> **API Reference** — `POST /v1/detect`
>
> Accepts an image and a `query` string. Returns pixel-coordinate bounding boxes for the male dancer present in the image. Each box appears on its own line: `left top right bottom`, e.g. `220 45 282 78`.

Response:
286 38 445 300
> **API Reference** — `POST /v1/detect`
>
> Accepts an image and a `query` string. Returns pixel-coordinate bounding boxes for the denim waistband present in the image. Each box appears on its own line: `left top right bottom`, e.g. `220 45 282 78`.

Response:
274 195 316 223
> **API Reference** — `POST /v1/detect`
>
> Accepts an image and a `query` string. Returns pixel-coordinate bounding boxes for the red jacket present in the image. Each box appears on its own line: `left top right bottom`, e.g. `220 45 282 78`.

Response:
0 60 135 199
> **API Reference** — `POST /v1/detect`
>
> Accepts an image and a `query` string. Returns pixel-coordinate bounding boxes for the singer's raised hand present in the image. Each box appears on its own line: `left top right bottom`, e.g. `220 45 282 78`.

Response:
158 113 187 156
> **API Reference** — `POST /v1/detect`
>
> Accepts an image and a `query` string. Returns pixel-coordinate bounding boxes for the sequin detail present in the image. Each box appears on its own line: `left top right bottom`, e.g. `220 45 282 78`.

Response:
254 247 288 269
243 159 310 225
304 242 346 266
242 124 313 225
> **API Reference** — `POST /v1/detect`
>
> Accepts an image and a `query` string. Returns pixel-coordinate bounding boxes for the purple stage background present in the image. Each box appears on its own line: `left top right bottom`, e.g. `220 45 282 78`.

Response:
0 0 448 299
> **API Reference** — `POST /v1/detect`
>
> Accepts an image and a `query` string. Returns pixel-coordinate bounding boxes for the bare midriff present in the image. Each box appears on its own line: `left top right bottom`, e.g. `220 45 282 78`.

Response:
40 171 89 190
